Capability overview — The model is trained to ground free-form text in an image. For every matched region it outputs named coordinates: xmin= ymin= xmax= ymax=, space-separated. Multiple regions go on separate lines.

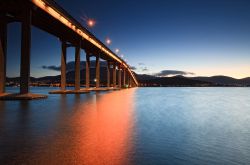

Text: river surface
xmin=0 ymin=87 xmax=250 ymax=165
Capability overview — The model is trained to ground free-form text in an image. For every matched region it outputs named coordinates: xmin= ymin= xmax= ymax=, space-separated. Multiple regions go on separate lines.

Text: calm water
xmin=0 ymin=87 xmax=250 ymax=165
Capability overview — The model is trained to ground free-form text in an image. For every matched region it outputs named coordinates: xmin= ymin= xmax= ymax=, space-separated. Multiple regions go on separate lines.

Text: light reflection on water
xmin=1 ymin=87 xmax=250 ymax=165
xmin=0 ymin=88 xmax=135 ymax=165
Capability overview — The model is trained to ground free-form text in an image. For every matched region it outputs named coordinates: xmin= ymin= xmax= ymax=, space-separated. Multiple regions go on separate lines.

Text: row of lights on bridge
xmin=86 ymin=18 xmax=128 ymax=63
xmin=86 ymin=18 xmax=132 ymax=83
xmin=87 ymin=19 xmax=126 ymax=83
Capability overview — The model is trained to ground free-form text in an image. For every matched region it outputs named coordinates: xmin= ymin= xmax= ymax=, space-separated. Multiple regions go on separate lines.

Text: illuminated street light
xmin=115 ymin=49 xmax=119 ymax=53
xmin=106 ymin=38 xmax=111 ymax=45
xmin=87 ymin=19 xmax=96 ymax=28
xmin=121 ymin=54 xmax=124 ymax=58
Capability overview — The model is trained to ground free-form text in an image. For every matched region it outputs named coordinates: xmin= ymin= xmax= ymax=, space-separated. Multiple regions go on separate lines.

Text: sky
xmin=6 ymin=0 xmax=250 ymax=78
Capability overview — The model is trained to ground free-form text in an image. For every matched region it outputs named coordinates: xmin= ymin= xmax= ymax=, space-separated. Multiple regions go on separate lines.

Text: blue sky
xmin=6 ymin=0 xmax=250 ymax=78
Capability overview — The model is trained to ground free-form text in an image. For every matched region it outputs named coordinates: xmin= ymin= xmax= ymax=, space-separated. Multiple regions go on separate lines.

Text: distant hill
xmin=137 ymin=75 xmax=214 ymax=87
xmin=6 ymin=63 xmax=250 ymax=87
xmin=241 ymin=77 xmax=250 ymax=84
xmin=136 ymin=74 xmax=250 ymax=87
xmin=135 ymin=74 xmax=156 ymax=81
xmin=192 ymin=76 xmax=250 ymax=86
xmin=7 ymin=67 xmax=110 ymax=85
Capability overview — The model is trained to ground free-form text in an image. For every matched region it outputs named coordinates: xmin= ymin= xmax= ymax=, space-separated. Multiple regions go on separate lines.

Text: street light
xmin=106 ymin=38 xmax=111 ymax=45
xmin=87 ymin=18 xmax=96 ymax=28
xmin=115 ymin=48 xmax=119 ymax=53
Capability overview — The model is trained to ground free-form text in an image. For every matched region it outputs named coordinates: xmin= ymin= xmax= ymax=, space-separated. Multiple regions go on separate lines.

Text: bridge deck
xmin=0 ymin=0 xmax=138 ymax=100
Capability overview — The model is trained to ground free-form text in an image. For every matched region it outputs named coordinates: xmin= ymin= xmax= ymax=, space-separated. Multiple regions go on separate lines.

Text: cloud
xmin=142 ymin=67 xmax=148 ymax=71
xmin=134 ymin=62 xmax=149 ymax=72
xmin=42 ymin=61 xmax=108 ymax=72
xmin=154 ymin=70 xmax=195 ymax=77
xmin=130 ymin=66 xmax=137 ymax=70
xmin=138 ymin=63 xmax=145 ymax=66
xmin=42 ymin=65 xmax=60 ymax=71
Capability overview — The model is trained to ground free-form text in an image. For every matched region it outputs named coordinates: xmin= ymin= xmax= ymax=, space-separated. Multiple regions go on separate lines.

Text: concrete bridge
xmin=0 ymin=0 xmax=138 ymax=100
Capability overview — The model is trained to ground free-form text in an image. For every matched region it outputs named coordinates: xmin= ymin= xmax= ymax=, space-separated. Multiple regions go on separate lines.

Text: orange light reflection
xmin=74 ymin=89 xmax=135 ymax=165
xmin=29 ymin=89 xmax=136 ymax=164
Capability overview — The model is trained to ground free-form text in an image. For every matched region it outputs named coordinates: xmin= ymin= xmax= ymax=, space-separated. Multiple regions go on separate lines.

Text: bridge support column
xmin=128 ymin=75 xmax=130 ymax=88
xmin=130 ymin=77 xmax=133 ymax=87
xmin=113 ymin=63 xmax=116 ymax=88
xmin=85 ymin=53 xmax=90 ymax=89
xmin=107 ymin=61 xmax=111 ymax=87
xmin=60 ymin=41 xmax=67 ymax=90
xmin=123 ymin=69 xmax=126 ymax=87
xmin=95 ymin=55 xmax=100 ymax=88
xmin=75 ymin=41 xmax=81 ymax=91
xmin=118 ymin=65 xmax=122 ymax=88
xmin=0 ymin=14 xmax=7 ymax=94
xmin=20 ymin=8 xmax=31 ymax=94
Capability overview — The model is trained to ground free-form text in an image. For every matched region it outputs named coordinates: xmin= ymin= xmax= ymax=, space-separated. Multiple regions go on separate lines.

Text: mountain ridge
xmin=136 ymin=74 xmax=250 ymax=86
xmin=6 ymin=71 xmax=250 ymax=87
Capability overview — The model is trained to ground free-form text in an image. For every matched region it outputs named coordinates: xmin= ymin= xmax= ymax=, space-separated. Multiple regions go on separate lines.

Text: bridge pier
xmin=74 ymin=41 xmax=81 ymax=91
xmin=20 ymin=8 xmax=32 ymax=94
xmin=60 ymin=41 xmax=67 ymax=90
xmin=95 ymin=54 xmax=100 ymax=88
xmin=118 ymin=65 xmax=122 ymax=88
xmin=85 ymin=52 xmax=90 ymax=89
xmin=49 ymin=47 xmax=89 ymax=94
xmin=107 ymin=61 xmax=111 ymax=87
xmin=0 ymin=14 xmax=7 ymax=94
xmin=128 ymin=75 xmax=130 ymax=87
xmin=113 ymin=62 xmax=117 ymax=88
xmin=123 ymin=69 xmax=126 ymax=87
xmin=0 ymin=7 xmax=47 ymax=100
xmin=130 ymin=76 xmax=134 ymax=87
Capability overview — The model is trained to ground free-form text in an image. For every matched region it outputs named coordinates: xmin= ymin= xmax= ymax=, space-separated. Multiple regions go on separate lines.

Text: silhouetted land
xmin=6 ymin=61 xmax=250 ymax=87
xmin=136 ymin=74 xmax=250 ymax=87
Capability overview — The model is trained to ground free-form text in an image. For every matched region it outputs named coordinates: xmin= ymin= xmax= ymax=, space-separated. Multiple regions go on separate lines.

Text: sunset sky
xmin=6 ymin=0 xmax=250 ymax=78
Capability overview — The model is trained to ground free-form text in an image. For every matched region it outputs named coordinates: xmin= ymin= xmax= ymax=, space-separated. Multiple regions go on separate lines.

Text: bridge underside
xmin=0 ymin=0 xmax=137 ymax=100
xmin=1 ymin=0 xmax=115 ymax=60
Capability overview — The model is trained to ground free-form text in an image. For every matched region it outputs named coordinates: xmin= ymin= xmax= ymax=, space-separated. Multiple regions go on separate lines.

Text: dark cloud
xmin=42 ymin=61 xmax=108 ymax=71
xmin=130 ymin=66 xmax=137 ymax=70
xmin=138 ymin=63 xmax=145 ymax=66
xmin=142 ymin=67 xmax=148 ymax=71
xmin=42 ymin=65 xmax=60 ymax=71
xmin=154 ymin=70 xmax=195 ymax=77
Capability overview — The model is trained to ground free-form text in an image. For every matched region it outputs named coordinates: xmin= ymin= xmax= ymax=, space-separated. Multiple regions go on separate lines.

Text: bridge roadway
xmin=0 ymin=0 xmax=138 ymax=100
